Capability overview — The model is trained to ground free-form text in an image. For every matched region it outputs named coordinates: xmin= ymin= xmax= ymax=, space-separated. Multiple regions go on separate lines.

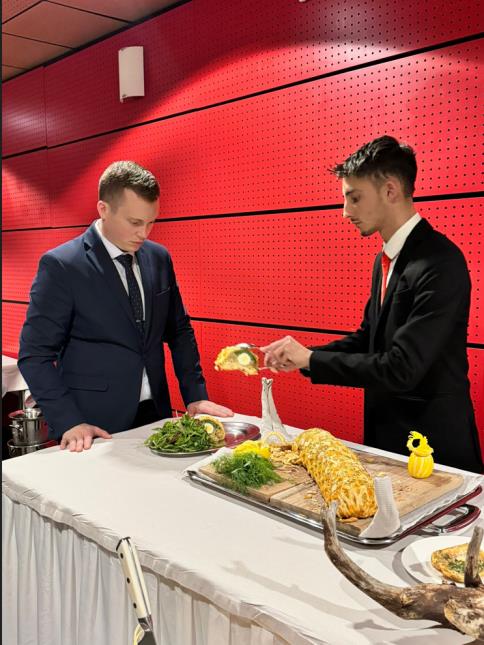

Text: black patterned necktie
xmin=116 ymin=253 xmax=144 ymax=334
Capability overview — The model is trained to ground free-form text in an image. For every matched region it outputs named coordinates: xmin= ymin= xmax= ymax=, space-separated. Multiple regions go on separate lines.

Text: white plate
xmin=401 ymin=535 xmax=475 ymax=586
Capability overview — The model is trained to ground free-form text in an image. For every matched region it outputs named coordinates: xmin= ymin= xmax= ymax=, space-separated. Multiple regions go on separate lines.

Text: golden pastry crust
xmin=214 ymin=346 xmax=259 ymax=376
xmin=431 ymin=543 xmax=484 ymax=583
xmin=293 ymin=428 xmax=377 ymax=519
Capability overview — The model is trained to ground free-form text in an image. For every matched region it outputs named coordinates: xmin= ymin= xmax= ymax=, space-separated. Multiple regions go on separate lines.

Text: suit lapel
xmin=135 ymin=246 xmax=153 ymax=339
xmin=375 ymin=219 xmax=431 ymax=331
xmin=83 ymin=224 xmax=141 ymax=339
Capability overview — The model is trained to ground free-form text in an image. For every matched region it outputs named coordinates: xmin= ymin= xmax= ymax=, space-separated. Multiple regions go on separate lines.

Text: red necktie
xmin=380 ymin=252 xmax=391 ymax=304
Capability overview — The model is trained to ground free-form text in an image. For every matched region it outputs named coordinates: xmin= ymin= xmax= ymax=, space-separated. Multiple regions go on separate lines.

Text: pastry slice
xmin=197 ymin=415 xmax=226 ymax=444
xmin=214 ymin=346 xmax=259 ymax=376
xmin=431 ymin=543 xmax=484 ymax=584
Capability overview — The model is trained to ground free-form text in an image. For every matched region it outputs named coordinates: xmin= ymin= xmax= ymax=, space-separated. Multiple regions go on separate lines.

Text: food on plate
xmin=431 ymin=543 xmax=484 ymax=584
xmin=214 ymin=346 xmax=259 ymax=376
xmin=233 ymin=439 xmax=270 ymax=459
xmin=196 ymin=415 xmax=226 ymax=444
xmin=212 ymin=452 xmax=282 ymax=494
xmin=145 ymin=413 xmax=224 ymax=453
xmin=407 ymin=430 xmax=434 ymax=478
xmin=293 ymin=428 xmax=377 ymax=519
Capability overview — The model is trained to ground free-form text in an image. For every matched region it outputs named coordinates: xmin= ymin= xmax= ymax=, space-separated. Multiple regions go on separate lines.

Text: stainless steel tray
xmin=187 ymin=469 xmax=482 ymax=546
xmin=149 ymin=421 xmax=260 ymax=458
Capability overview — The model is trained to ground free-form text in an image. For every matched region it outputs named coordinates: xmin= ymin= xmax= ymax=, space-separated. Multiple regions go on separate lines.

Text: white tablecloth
xmin=3 ymin=413 xmax=483 ymax=645
xmin=2 ymin=355 xmax=28 ymax=397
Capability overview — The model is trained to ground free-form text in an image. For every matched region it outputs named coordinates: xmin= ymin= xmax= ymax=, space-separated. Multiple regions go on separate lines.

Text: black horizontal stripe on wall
xmin=2 ymin=192 xmax=483 ymax=233
xmin=3 ymin=31 xmax=483 ymax=159
xmin=3 ymin=302 xmax=483 ymax=349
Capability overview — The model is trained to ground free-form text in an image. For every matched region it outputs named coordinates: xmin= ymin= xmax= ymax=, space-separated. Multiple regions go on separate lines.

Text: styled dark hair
xmin=98 ymin=161 xmax=160 ymax=207
xmin=331 ymin=135 xmax=417 ymax=197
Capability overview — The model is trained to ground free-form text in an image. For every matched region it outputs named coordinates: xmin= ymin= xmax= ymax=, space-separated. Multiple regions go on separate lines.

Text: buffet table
xmin=3 ymin=413 xmax=483 ymax=645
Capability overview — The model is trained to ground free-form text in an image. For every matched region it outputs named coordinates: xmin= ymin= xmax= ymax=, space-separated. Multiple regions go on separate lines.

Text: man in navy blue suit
xmin=19 ymin=161 xmax=232 ymax=452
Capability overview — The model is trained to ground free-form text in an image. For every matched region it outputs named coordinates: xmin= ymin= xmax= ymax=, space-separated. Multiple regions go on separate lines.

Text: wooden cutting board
xmin=198 ymin=462 xmax=312 ymax=502
xmin=199 ymin=453 xmax=464 ymax=536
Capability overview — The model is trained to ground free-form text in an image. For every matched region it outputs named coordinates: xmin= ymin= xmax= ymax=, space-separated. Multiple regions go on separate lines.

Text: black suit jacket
xmin=307 ymin=218 xmax=482 ymax=472
xmin=19 ymin=224 xmax=208 ymax=438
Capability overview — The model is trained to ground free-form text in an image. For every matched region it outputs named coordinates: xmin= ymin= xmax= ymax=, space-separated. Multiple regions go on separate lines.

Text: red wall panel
xmin=200 ymin=322 xmax=364 ymax=442
xmin=4 ymin=198 xmax=482 ymax=344
xmin=1 ymin=302 xmax=27 ymax=357
xmin=44 ymin=2 xmax=197 ymax=146
xmin=2 ymin=150 xmax=51 ymax=230
xmin=39 ymin=0 xmax=484 ymax=147
xmin=469 ymin=349 xmax=484 ymax=457
xmin=45 ymin=40 xmax=482 ymax=226
xmin=192 ymin=0 xmax=484 ymax=107
xmin=2 ymin=229 xmax=80 ymax=302
xmin=2 ymin=67 xmax=46 ymax=155
xmin=164 ymin=320 xmax=203 ymax=413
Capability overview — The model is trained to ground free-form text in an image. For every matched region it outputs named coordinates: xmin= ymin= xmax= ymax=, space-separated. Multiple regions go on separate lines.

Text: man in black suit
xmin=261 ymin=136 xmax=482 ymax=472
xmin=19 ymin=161 xmax=232 ymax=452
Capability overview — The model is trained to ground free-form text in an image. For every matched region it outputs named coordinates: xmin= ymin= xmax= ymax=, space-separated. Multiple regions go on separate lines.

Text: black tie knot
xmin=116 ymin=253 xmax=134 ymax=268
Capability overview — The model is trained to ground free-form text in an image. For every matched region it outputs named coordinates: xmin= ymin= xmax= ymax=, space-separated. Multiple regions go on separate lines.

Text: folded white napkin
xmin=360 ymin=475 xmax=400 ymax=538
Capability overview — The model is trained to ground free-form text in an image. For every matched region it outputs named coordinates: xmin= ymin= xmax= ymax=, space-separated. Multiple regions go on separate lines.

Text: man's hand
xmin=187 ymin=400 xmax=233 ymax=417
xmin=260 ymin=336 xmax=313 ymax=371
xmin=60 ymin=423 xmax=112 ymax=452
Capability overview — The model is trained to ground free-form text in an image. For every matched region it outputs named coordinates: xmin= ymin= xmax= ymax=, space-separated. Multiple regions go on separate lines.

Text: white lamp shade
xmin=118 ymin=46 xmax=145 ymax=102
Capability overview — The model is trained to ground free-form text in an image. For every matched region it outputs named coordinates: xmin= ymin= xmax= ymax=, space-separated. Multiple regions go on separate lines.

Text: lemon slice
xmin=262 ymin=431 xmax=287 ymax=445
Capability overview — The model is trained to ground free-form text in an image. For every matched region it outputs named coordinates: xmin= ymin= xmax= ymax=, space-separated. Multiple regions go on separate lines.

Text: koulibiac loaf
xmin=293 ymin=428 xmax=377 ymax=520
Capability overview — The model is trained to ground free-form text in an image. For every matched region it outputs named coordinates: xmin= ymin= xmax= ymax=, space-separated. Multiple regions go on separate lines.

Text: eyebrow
xmin=343 ymin=188 xmax=359 ymax=197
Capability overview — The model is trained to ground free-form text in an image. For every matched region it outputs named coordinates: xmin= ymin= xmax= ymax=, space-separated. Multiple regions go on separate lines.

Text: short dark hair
xmin=331 ymin=135 xmax=417 ymax=197
xmin=98 ymin=161 xmax=160 ymax=207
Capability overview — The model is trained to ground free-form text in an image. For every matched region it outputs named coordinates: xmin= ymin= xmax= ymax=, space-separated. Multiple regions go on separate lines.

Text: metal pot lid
xmin=8 ymin=408 xmax=44 ymax=420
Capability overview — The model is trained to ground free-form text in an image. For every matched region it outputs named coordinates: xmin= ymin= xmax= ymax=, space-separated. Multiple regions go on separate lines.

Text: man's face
xmin=98 ymin=188 xmax=159 ymax=253
xmin=341 ymin=176 xmax=388 ymax=238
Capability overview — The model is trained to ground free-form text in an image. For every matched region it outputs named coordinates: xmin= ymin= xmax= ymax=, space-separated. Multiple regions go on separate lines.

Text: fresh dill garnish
xmin=212 ymin=452 xmax=283 ymax=494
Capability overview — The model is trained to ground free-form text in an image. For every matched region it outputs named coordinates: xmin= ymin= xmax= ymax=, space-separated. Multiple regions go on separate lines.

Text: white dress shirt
xmin=382 ymin=212 xmax=422 ymax=286
xmin=94 ymin=219 xmax=152 ymax=402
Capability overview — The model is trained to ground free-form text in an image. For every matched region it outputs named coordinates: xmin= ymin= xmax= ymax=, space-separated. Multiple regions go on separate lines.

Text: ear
xmin=97 ymin=200 xmax=108 ymax=219
xmin=383 ymin=176 xmax=403 ymax=204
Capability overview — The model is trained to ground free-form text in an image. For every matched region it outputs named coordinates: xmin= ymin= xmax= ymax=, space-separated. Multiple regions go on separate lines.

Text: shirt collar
xmin=94 ymin=219 xmax=134 ymax=260
xmin=383 ymin=212 xmax=421 ymax=260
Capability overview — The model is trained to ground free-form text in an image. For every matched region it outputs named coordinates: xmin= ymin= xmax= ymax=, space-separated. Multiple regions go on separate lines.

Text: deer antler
xmin=320 ymin=503 xmax=484 ymax=639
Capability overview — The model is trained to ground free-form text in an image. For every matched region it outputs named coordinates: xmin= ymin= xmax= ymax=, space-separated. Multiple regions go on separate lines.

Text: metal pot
xmin=7 ymin=439 xmax=57 ymax=458
xmin=9 ymin=408 xmax=49 ymax=445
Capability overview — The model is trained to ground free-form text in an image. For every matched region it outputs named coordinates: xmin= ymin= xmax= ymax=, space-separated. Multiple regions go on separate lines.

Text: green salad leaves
xmin=213 ymin=452 xmax=282 ymax=494
xmin=145 ymin=414 xmax=222 ymax=453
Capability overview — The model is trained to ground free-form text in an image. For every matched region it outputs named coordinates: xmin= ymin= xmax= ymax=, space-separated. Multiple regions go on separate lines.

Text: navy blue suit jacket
xmin=19 ymin=224 xmax=208 ymax=438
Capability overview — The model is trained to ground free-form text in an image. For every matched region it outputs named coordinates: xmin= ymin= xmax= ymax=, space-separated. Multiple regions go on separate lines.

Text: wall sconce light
xmin=118 ymin=46 xmax=145 ymax=103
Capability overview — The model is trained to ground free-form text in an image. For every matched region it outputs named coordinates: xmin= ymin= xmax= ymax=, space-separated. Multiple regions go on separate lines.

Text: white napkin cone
xmin=360 ymin=475 xmax=400 ymax=538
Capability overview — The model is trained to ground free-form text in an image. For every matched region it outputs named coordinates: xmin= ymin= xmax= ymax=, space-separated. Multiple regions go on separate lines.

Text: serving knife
xmin=116 ymin=537 xmax=158 ymax=645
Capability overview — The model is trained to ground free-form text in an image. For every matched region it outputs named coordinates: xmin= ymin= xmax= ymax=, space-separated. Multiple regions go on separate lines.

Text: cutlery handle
xmin=116 ymin=537 xmax=152 ymax=622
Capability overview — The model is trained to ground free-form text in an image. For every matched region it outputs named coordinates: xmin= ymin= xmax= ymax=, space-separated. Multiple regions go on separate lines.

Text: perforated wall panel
xmin=1 ymin=302 xmax=27 ymax=357
xmin=2 ymin=229 xmax=80 ymax=301
xmin=45 ymin=40 xmax=483 ymax=225
xmin=35 ymin=0 xmax=484 ymax=147
xmin=2 ymin=150 xmax=51 ymax=230
xmin=2 ymin=67 xmax=46 ymax=155
xmin=192 ymin=0 xmax=483 ymax=106
xmin=200 ymin=322 xmax=363 ymax=442
xmin=150 ymin=221 xmax=201 ymax=314
xmin=164 ymin=320 xmax=203 ymax=412
xmin=44 ymin=2 xmax=197 ymax=146
xmin=469 ymin=349 xmax=484 ymax=456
